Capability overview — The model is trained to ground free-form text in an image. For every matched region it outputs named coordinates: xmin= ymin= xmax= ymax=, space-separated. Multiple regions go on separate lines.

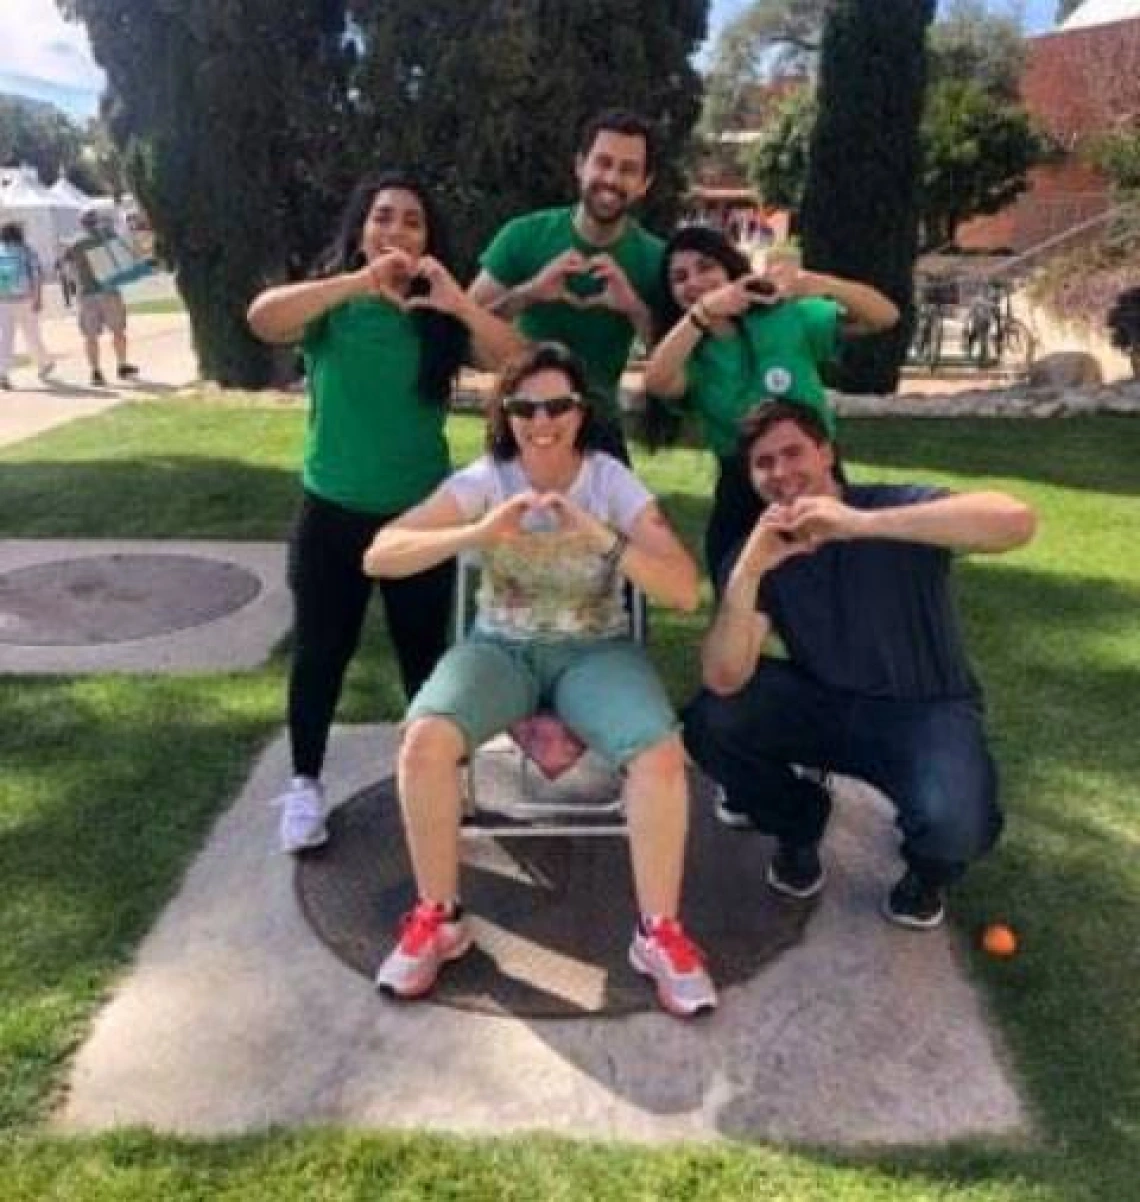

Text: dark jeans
xmin=683 ymin=660 xmax=1003 ymax=885
xmin=287 ymin=490 xmax=454 ymax=778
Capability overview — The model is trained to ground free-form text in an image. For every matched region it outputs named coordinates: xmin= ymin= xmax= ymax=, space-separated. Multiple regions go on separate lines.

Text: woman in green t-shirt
xmin=643 ymin=226 xmax=897 ymax=582
xmin=248 ymin=173 xmax=521 ymax=855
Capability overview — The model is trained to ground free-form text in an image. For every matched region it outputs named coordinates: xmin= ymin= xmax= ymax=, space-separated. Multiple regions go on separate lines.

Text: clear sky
xmin=0 ymin=0 xmax=1066 ymax=123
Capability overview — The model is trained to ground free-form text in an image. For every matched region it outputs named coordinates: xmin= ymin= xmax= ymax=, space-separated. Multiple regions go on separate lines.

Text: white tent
xmin=49 ymin=176 xmax=93 ymax=209
xmin=0 ymin=170 xmax=83 ymax=272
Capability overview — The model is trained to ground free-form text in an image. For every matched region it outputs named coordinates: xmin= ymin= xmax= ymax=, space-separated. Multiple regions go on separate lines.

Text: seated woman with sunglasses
xmin=362 ymin=341 xmax=717 ymax=1018
xmin=642 ymin=226 xmax=898 ymax=583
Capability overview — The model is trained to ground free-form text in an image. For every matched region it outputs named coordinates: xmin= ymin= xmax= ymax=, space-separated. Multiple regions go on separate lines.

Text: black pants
xmin=683 ymin=661 xmax=1003 ymax=886
xmin=287 ymin=490 xmax=454 ymax=778
xmin=705 ymin=454 xmax=761 ymax=587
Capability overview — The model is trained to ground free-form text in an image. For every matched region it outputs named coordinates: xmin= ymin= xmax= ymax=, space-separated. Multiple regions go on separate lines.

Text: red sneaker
xmin=375 ymin=901 xmax=472 ymax=999
xmin=629 ymin=917 xmax=718 ymax=1017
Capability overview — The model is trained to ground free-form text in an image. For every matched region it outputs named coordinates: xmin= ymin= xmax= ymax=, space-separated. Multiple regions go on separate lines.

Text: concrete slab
xmin=0 ymin=310 xmax=196 ymax=451
xmin=57 ymin=726 xmax=1029 ymax=1145
xmin=0 ymin=540 xmax=290 ymax=673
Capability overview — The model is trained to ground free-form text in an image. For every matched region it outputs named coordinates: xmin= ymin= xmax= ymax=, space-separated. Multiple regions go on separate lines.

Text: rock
xmin=1028 ymin=352 xmax=1104 ymax=390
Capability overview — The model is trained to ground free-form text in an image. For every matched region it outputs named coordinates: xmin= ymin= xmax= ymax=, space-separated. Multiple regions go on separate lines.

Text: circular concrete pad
xmin=0 ymin=554 xmax=262 ymax=646
xmin=296 ymin=773 xmax=814 ymax=1018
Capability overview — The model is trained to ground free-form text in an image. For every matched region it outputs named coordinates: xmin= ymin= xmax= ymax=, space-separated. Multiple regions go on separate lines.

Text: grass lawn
xmin=124 ymin=297 xmax=187 ymax=316
xmin=0 ymin=401 xmax=1138 ymax=1200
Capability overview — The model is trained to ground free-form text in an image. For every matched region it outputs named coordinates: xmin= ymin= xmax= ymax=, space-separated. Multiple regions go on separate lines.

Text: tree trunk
xmin=175 ymin=256 xmax=277 ymax=389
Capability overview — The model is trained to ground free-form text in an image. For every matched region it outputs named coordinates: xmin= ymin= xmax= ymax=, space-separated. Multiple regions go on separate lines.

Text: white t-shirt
xmin=445 ymin=451 xmax=653 ymax=639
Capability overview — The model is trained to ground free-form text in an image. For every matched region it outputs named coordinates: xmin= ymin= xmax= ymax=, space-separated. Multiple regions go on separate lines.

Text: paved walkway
xmin=57 ymin=725 xmax=1028 ymax=1145
xmin=0 ymin=298 xmax=195 ymax=451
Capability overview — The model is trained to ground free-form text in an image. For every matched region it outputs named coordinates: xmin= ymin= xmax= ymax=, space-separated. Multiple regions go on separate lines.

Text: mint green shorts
xmin=406 ymin=633 xmax=678 ymax=767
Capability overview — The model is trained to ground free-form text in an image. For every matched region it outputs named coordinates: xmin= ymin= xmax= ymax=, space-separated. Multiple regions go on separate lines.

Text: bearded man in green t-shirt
xmin=469 ymin=109 xmax=665 ymax=462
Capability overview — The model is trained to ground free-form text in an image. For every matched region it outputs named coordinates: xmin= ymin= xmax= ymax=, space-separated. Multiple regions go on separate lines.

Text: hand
xmin=352 ymin=250 xmax=415 ymax=307
xmin=697 ymin=277 xmax=759 ymax=322
xmin=762 ymin=261 xmax=827 ymax=301
xmin=525 ymin=249 xmax=591 ymax=306
xmin=537 ymin=492 xmax=615 ymax=551
xmin=475 ymin=493 xmax=548 ymax=547
xmin=733 ymin=505 xmax=818 ymax=579
xmin=405 ymin=255 xmax=467 ymax=317
xmin=578 ymin=254 xmax=641 ymax=317
xmin=781 ymin=495 xmax=871 ymax=545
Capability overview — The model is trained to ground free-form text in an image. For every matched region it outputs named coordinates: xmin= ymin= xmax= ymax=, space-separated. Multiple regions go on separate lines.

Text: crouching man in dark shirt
xmin=683 ymin=402 xmax=1036 ymax=929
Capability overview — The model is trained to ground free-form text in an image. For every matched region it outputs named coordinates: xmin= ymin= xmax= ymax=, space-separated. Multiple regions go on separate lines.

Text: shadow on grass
xmin=839 ymin=417 xmax=1140 ymax=497
xmin=0 ymin=457 xmax=298 ymax=540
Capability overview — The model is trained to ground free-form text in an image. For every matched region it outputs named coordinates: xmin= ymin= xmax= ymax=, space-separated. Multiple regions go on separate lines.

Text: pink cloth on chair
xmin=508 ymin=714 xmax=587 ymax=780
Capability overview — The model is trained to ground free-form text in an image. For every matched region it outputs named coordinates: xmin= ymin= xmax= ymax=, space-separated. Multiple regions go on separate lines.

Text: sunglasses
xmin=502 ymin=394 xmax=582 ymax=420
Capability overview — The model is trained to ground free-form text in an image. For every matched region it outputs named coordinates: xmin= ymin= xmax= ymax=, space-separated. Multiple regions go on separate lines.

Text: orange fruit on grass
xmin=981 ymin=923 xmax=1018 ymax=957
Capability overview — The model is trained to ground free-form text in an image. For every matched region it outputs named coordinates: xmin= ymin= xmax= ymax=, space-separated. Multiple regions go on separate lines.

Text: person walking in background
xmin=58 ymin=209 xmax=139 ymax=387
xmin=0 ymin=222 xmax=56 ymax=389
xmin=247 ymin=172 xmax=523 ymax=855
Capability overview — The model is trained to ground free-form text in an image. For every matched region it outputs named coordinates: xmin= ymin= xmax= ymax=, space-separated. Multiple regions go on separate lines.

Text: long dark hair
xmin=487 ymin=342 xmax=609 ymax=461
xmin=313 ymin=172 xmax=467 ymax=405
xmin=641 ymin=226 xmax=754 ymax=452
xmin=654 ymin=225 xmax=752 ymax=340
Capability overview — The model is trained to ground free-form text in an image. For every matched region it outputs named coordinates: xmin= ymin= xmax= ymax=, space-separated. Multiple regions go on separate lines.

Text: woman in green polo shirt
xmin=643 ymin=226 xmax=897 ymax=582
xmin=248 ymin=173 xmax=521 ymax=854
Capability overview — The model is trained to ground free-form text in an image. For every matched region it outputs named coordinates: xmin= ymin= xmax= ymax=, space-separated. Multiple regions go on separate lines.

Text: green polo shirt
xmin=480 ymin=206 xmax=664 ymax=418
xmin=301 ymin=298 xmax=450 ymax=514
xmin=684 ymin=298 xmax=842 ymax=457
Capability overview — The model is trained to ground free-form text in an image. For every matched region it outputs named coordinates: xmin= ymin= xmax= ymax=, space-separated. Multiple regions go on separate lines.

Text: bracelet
xmin=688 ymin=304 xmax=711 ymax=334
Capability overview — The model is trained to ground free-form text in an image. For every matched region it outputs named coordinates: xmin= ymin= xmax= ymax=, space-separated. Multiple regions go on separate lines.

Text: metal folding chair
xmin=455 ymin=550 xmax=644 ymax=839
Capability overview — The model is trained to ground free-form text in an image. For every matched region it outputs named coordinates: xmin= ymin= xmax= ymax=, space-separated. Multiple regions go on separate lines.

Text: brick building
xmin=957 ymin=0 xmax=1140 ymax=252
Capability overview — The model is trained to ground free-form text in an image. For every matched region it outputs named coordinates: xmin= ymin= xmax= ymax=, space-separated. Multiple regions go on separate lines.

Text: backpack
xmin=0 ymin=245 xmax=32 ymax=300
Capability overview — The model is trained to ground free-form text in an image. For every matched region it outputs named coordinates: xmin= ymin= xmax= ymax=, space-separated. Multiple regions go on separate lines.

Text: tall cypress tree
xmin=800 ymin=0 xmax=936 ymax=393
xmin=59 ymin=0 xmax=353 ymax=386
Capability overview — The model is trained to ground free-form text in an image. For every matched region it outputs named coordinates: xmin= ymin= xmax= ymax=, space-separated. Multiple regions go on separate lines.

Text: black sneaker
xmin=883 ymin=869 xmax=945 ymax=930
xmin=766 ymin=841 xmax=825 ymax=899
xmin=117 ymin=363 xmax=140 ymax=380
xmin=90 ymin=369 xmax=107 ymax=386
xmin=713 ymin=787 xmax=754 ymax=830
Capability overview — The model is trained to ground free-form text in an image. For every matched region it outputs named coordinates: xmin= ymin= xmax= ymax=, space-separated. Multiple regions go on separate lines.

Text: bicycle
xmin=962 ymin=280 xmax=1033 ymax=373
xmin=909 ymin=277 xmax=953 ymax=373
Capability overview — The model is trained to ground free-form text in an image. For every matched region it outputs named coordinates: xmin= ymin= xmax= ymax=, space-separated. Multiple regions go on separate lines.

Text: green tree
xmin=56 ymin=0 xmax=354 ymax=386
xmin=800 ymin=0 xmax=936 ymax=393
xmin=921 ymin=79 xmax=1045 ymax=248
xmin=701 ymin=0 xmax=826 ymax=136
xmin=1055 ymin=0 xmax=1082 ymax=23
xmin=928 ymin=0 xmax=1025 ymax=100
xmin=349 ymin=0 xmax=710 ymax=272
xmin=744 ymin=84 xmax=815 ymax=209
xmin=0 ymin=96 xmax=83 ymax=184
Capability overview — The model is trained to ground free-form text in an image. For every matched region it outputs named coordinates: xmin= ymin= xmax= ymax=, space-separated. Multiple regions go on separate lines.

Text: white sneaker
xmin=38 ymin=360 xmax=58 ymax=382
xmin=273 ymin=776 xmax=328 ymax=853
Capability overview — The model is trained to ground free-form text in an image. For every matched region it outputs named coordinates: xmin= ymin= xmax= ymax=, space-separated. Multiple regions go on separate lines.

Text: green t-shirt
xmin=684 ymin=298 xmax=842 ymax=457
xmin=479 ymin=206 xmax=664 ymax=418
xmin=301 ymin=298 xmax=450 ymax=514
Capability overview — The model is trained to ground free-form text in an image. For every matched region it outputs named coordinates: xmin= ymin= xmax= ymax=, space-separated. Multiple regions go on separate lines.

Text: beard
xmin=580 ymin=183 xmax=630 ymax=227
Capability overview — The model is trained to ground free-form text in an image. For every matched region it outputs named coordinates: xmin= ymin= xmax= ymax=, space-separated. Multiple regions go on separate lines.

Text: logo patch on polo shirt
xmin=764 ymin=366 xmax=793 ymax=395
